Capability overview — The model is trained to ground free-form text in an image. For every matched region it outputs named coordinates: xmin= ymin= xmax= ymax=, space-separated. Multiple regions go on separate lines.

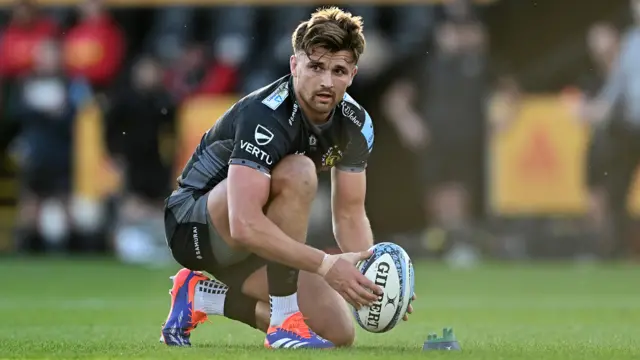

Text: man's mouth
xmin=316 ymin=93 xmax=333 ymax=101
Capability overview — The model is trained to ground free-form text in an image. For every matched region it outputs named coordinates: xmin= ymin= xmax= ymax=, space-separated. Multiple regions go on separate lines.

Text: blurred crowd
xmin=0 ymin=0 xmax=638 ymax=265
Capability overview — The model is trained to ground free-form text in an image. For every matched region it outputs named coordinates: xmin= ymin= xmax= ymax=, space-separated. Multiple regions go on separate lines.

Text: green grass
xmin=0 ymin=258 xmax=639 ymax=359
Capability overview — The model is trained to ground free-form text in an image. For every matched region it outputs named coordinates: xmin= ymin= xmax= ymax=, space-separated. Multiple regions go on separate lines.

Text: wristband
xmin=317 ymin=253 xmax=336 ymax=277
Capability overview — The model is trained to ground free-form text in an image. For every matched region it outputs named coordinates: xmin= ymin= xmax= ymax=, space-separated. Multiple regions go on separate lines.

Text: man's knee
xmin=271 ymin=155 xmax=317 ymax=201
xmin=328 ymin=322 xmax=356 ymax=347
xmin=297 ymin=271 xmax=356 ymax=347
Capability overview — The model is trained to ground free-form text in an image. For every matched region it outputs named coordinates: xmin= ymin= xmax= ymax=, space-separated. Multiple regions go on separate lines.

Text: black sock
xmin=223 ymin=287 xmax=258 ymax=329
xmin=267 ymin=262 xmax=299 ymax=296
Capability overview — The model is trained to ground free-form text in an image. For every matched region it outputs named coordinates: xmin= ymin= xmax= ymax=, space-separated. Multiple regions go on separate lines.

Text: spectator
xmin=568 ymin=23 xmax=620 ymax=256
xmin=0 ymin=0 xmax=58 ymax=80
xmin=104 ymin=55 xmax=177 ymax=265
xmin=384 ymin=0 xmax=489 ymax=265
xmin=163 ymin=43 xmax=207 ymax=102
xmin=164 ymin=42 xmax=237 ymax=102
xmin=7 ymin=39 xmax=91 ymax=252
xmin=580 ymin=0 xmax=640 ymax=259
xmin=63 ymin=0 xmax=125 ymax=92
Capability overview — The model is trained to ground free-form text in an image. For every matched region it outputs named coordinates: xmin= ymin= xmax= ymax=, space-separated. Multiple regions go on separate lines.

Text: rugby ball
xmin=353 ymin=242 xmax=415 ymax=333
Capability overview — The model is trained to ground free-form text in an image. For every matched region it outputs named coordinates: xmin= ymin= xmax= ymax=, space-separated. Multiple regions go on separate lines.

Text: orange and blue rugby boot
xmin=160 ymin=268 xmax=214 ymax=346
xmin=264 ymin=311 xmax=334 ymax=349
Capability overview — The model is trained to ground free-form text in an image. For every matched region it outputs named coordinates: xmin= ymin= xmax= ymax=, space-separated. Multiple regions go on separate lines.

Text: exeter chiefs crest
xmin=321 ymin=146 xmax=343 ymax=170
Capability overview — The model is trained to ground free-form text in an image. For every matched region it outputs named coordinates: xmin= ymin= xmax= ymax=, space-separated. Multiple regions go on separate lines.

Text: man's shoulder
xmin=338 ymin=92 xmax=374 ymax=149
xmin=339 ymin=92 xmax=372 ymax=128
xmin=233 ymin=76 xmax=294 ymax=125
xmin=225 ymin=76 xmax=297 ymax=151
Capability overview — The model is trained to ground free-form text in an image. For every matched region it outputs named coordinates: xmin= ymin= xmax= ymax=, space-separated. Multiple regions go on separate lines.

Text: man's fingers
xmin=352 ymin=281 xmax=377 ymax=304
xmin=359 ymin=274 xmax=383 ymax=295
xmin=345 ymin=288 xmax=363 ymax=310
xmin=358 ymin=250 xmax=374 ymax=262
xmin=403 ymin=314 xmax=409 ymax=321
xmin=407 ymin=304 xmax=413 ymax=314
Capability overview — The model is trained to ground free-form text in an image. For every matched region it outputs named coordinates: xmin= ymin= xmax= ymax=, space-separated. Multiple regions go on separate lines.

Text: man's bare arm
xmin=331 ymin=168 xmax=373 ymax=253
xmin=228 ymin=165 xmax=325 ymax=273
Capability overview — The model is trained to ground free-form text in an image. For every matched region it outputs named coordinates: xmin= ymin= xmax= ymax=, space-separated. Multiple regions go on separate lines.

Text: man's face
xmin=290 ymin=47 xmax=357 ymax=119
xmin=588 ymin=25 xmax=618 ymax=62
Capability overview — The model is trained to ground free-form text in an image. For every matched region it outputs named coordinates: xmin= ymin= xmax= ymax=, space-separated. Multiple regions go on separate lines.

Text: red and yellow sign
xmin=490 ymin=95 xmax=640 ymax=216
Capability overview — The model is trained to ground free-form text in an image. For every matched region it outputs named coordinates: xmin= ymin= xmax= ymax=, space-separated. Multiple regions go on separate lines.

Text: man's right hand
xmin=317 ymin=251 xmax=383 ymax=309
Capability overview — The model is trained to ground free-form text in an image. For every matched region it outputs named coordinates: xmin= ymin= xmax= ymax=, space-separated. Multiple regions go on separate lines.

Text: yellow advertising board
xmin=74 ymin=96 xmax=237 ymax=200
xmin=174 ymin=95 xmax=238 ymax=176
xmin=489 ymin=95 xmax=640 ymax=216
xmin=73 ymin=100 xmax=122 ymax=201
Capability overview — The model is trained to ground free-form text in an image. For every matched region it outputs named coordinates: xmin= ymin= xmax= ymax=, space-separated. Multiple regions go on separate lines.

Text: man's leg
xmin=241 ymin=268 xmax=356 ymax=347
xmin=605 ymin=135 xmax=636 ymax=259
xmin=207 ymin=155 xmax=355 ymax=346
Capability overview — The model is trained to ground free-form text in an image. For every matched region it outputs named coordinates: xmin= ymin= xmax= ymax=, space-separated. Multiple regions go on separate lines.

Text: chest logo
xmin=321 ymin=146 xmax=343 ymax=170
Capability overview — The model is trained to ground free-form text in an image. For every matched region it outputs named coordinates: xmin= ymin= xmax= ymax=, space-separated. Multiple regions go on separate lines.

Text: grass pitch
xmin=0 ymin=258 xmax=639 ymax=359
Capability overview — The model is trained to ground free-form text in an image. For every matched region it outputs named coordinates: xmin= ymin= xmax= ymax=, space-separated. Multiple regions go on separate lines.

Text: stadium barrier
xmin=3 ymin=92 xmax=640 ymax=252
xmin=74 ymin=93 xmax=640 ymax=216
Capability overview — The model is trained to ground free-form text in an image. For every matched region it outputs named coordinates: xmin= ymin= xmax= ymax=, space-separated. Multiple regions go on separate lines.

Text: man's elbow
xmin=332 ymin=209 xmax=367 ymax=228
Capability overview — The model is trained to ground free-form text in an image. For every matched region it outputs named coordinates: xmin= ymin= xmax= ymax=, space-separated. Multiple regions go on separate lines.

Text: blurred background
xmin=0 ymin=0 xmax=639 ymax=268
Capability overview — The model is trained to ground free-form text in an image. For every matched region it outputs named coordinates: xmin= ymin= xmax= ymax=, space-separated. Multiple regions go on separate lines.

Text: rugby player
xmin=161 ymin=7 xmax=415 ymax=349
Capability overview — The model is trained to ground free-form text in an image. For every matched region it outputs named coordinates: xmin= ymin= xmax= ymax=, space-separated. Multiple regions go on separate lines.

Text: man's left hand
xmin=402 ymin=294 xmax=417 ymax=321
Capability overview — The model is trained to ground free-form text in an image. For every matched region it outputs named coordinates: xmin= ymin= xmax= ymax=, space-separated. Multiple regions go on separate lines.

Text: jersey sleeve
xmin=337 ymin=110 xmax=374 ymax=173
xmin=229 ymin=110 xmax=291 ymax=175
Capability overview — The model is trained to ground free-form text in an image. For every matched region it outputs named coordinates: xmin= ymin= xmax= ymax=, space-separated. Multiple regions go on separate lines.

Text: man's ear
xmin=349 ymin=65 xmax=358 ymax=86
xmin=290 ymin=55 xmax=297 ymax=78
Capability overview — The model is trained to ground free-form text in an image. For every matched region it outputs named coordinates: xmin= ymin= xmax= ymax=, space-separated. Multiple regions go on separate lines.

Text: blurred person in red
xmin=104 ymin=55 xmax=177 ymax=264
xmin=163 ymin=42 xmax=237 ymax=103
xmin=384 ymin=0 xmax=489 ymax=265
xmin=163 ymin=43 xmax=207 ymax=102
xmin=0 ymin=0 xmax=58 ymax=80
xmin=63 ymin=0 xmax=124 ymax=92
xmin=6 ymin=38 xmax=92 ymax=253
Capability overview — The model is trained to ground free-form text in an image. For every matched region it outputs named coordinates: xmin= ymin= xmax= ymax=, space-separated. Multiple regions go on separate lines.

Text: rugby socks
xmin=194 ymin=279 xmax=228 ymax=316
xmin=267 ymin=263 xmax=300 ymax=326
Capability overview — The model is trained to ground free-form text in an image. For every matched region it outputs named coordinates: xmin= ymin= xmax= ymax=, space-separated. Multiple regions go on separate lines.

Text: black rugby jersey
xmin=171 ymin=74 xmax=374 ymax=200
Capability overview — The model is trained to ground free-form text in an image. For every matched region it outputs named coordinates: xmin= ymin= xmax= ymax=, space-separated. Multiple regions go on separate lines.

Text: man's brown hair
xmin=292 ymin=7 xmax=366 ymax=64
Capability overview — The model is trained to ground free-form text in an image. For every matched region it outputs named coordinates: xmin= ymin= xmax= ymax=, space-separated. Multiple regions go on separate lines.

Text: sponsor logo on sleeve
xmin=240 ymin=140 xmax=273 ymax=165
xmin=262 ymin=82 xmax=289 ymax=110
xmin=341 ymin=102 xmax=362 ymax=127
xmin=254 ymin=125 xmax=274 ymax=145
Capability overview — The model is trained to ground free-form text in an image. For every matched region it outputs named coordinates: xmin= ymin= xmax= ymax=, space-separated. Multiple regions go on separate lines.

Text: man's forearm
xmin=237 ymin=215 xmax=326 ymax=273
xmin=333 ymin=214 xmax=374 ymax=253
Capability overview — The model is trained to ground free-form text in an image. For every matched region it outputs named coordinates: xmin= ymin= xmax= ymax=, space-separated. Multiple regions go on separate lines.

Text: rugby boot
xmin=264 ymin=311 xmax=334 ymax=349
xmin=160 ymin=268 xmax=210 ymax=346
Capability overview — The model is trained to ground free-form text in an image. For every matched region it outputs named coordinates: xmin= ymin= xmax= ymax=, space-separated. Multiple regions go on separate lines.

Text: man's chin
xmin=312 ymin=101 xmax=334 ymax=113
